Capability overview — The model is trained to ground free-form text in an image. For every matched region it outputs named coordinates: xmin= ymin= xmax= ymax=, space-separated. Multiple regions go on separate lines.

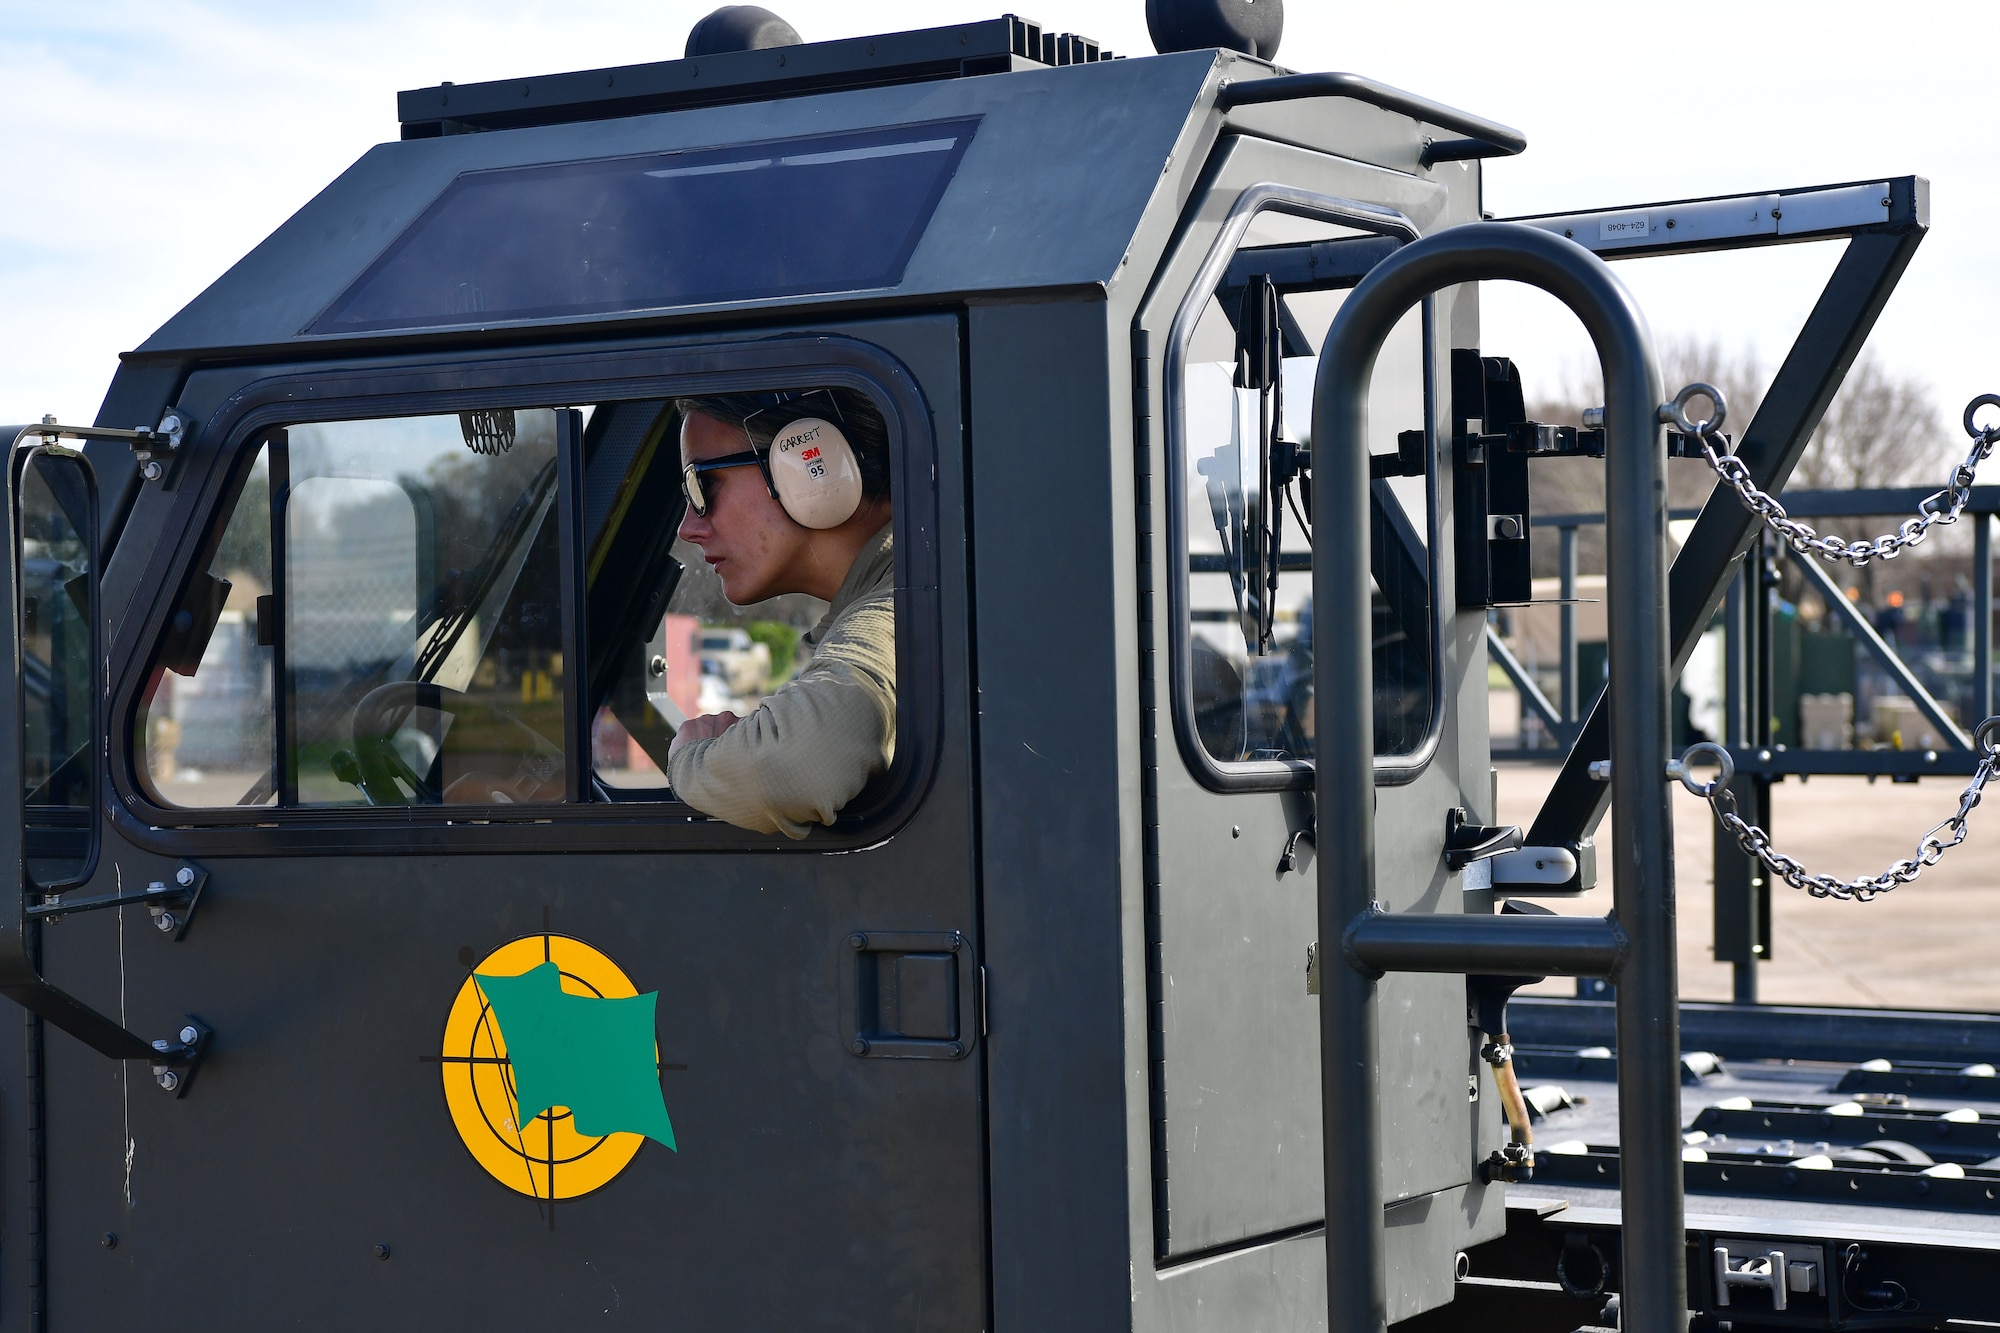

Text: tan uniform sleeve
xmin=666 ymin=594 xmax=896 ymax=838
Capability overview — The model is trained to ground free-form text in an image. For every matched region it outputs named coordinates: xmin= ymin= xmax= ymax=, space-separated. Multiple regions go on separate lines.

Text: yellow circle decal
xmin=440 ymin=934 xmax=670 ymax=1201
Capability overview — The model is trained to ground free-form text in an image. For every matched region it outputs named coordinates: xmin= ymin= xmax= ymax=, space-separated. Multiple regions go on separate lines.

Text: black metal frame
xmin=1521 ymin=176 xmax=1930 ymax=885
xmin=105 ymin=333 xmax=944 ymax=856
xmin=1161 ymin=181 xmax=1446 ymax=792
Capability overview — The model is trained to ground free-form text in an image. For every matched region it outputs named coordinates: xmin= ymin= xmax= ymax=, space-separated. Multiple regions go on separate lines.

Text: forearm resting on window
xmin=666 ymin=604 xmax=895 ymax=838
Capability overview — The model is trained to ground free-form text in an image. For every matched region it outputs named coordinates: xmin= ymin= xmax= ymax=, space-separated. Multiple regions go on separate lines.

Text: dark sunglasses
xmin=681 ymin=450 xmax=769 ymax=518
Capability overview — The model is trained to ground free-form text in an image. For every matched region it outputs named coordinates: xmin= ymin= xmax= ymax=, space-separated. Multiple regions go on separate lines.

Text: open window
xmin=1167 ymin=194 xmax=1442 ymax=790
xmin=131 ymin=376 xmax=910 ymax=831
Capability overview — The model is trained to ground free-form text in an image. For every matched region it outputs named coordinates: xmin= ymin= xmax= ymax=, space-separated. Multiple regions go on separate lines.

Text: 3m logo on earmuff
xmin=768 ymin=416 xmax=863 ymax=530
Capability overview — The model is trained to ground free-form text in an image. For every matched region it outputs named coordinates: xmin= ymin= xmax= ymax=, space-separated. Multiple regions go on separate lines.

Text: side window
xmin=138 ymin=446 xmax=275 ymax=807
xmin=141 ymin=410 xmax=568 ymax=807
xmin=135 ymin=382 xmax=902 ymax=827
xmin=1175 ymin=209 xmax=1435 ymax=771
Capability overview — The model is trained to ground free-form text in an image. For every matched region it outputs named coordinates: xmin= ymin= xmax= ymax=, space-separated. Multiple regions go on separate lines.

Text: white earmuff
xmin=766 ymin=416 xmax=864 ymax=529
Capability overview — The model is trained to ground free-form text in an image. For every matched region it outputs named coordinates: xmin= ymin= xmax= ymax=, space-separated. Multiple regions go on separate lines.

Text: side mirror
xmin=17 ymin=445 xmax=101 ymax=892
xmin=0 ymin=426 xmax=210 ymax=1089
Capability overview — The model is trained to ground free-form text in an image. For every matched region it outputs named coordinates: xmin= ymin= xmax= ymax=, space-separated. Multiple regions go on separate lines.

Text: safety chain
xmin=1662 ymin=384 xmax=2000 ymax=567
xmin=1672 ymin=725 xmax=2000 ymax=902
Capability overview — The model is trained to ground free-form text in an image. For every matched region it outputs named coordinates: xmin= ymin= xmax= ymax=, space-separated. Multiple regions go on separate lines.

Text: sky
xmin=4 ymin=0 xmax=1998 ymax=433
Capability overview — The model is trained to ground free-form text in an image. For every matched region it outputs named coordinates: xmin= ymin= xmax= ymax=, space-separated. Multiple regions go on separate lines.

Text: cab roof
xmin=135 ymin=23 xmax=1230 ymax=361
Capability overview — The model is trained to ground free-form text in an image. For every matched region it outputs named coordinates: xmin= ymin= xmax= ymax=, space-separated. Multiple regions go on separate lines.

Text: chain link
xmin=1679 ymin=387 xmax=2000 ymax=567
xmin=1675 ymin=724 xmax=2000 ymax=902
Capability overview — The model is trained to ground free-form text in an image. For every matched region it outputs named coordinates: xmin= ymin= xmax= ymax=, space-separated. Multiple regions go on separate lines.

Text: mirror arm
xmin=26 ymin=409 xmax=190 ymax=482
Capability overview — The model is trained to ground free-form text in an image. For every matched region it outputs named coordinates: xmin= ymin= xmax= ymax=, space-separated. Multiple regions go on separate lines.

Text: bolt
xmin=153 ymin=912 xmax=177 ymax=934
xmin=152 ymin=1038 xmax=171 ymax=1053
xmin=141 ymin=460 xmax=163 ymax=482
xmin=148 ymin=880 xmax=169 ymax=895
xmin=648 ymin=655 xmax=667 ymax=677
xmin=101 ymin=1232 xmax=118 ymax=1250
xmin=179 ymin=1025 xmax=199 ymax=1046
xmin=373 ymin=1243 xmax=392 ymax=1261
xmin=176 ymin=866 xmax=195 ymax=887
xmin=1588 ymin=760 xmax=1613 ymax=782
xmin=848 ymin=933 xmax=867 ymax=951
xmin=155 ymin=1069 xmax=180 ymax=1092
xmin=851 ymin=1037 xmax=870 ymax=1055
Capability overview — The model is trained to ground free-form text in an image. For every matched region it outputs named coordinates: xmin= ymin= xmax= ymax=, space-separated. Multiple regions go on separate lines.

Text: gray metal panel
xmin=136 ymin=54 xmax=1222 ymax=358
xmin=968 ymin=299 xmax=1136 ymax=1331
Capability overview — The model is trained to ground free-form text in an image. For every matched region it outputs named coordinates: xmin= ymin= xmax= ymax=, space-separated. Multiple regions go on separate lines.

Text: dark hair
xmin=673 ymin=387 xmax=892 ymax=502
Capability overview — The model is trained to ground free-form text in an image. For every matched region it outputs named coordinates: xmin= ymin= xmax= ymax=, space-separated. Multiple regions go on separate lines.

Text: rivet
xmin=948 ymin=1041 xmax=965 ymax=1057
xmin=1230 ymin=825 xmax=1241 ymax=838
xmin=100 ymin=1232 xmax=117 ymax=1250
xmin=374 ymin=1243 xmax=392 ymax=1261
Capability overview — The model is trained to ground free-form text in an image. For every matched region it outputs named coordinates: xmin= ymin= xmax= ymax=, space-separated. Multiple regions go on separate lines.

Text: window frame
xmin=108 ymin=334 xmax=942 ymax=855
xmin=1163 ymin=183 xmax=1447 ymax=792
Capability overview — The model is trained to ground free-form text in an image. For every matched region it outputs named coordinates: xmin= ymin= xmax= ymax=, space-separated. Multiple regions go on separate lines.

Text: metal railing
xmin=1492 ymin=487 xmax=2000 ymax=773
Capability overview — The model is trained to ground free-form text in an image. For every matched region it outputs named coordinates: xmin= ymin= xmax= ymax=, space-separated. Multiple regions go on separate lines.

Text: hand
xmin=669 ymin=710 xmax=743 ymax=757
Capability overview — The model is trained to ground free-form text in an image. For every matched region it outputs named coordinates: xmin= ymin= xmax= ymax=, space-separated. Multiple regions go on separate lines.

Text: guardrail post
xmin=1976 ymin=511 xmax=1993 ymax=723
xmin=1560 ymin=523 xmax=1578 ymax=742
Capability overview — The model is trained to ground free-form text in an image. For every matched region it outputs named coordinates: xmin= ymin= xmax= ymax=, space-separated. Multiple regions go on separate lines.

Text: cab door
xmin=1130 ymin=130 xmax=1501 ymax=1304
xmin=37 ymin=315 xmax=985 ymax=1329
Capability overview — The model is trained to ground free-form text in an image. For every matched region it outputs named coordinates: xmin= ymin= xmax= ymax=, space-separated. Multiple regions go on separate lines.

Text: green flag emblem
xmin=475 ymin=961 xmax=677 ymax=1149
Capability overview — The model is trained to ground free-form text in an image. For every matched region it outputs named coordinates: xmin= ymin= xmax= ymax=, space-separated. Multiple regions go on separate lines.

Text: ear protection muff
xmin=765 ymin=416 xmax=863 ymax=529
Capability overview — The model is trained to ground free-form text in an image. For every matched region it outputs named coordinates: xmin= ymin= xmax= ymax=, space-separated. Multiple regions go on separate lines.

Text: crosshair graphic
xmin=437 ymin=930 xmax=683 ymax=1223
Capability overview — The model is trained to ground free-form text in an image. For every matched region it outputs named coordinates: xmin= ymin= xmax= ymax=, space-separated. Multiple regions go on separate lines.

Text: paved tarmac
xmin=1496 ymin=762 xmax=2000 ymax=1010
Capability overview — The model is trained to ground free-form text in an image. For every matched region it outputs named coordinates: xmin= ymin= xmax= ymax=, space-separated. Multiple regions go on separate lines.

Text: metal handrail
xmin=1217 ymin=71 xmax=1527 ymax=163
xmin=1313 ymin=221 xmax=1683 ymax=1333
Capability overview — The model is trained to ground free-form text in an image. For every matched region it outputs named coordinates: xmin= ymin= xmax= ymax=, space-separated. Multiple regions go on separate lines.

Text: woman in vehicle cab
xmin=666 ymin=389 xmax=895 ymax=837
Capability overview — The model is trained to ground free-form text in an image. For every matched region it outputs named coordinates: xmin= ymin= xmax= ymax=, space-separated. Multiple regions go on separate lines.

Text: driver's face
xmin=677 ymin=410 xmax=810 ymax=606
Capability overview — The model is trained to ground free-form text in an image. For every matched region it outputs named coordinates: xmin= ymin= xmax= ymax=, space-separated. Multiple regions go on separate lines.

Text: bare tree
xmin=1791 ymin=348 xmax=1947 ymax=491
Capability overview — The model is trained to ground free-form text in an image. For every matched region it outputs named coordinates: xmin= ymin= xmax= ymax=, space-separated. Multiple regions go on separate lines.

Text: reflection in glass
xmin=142 ymin=413 xmax=571 ymax=808
xmin=19 ymin=452 xmax=95 ymax=884
xmin=282 ymin=412 xmax=567 ymax=806
xmin=1182 ymin=283 xmax=1433 ymax=765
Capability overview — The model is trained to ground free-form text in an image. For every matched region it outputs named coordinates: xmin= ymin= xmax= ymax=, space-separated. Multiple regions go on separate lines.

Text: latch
xmin=1713 ymin=1238 xmax=1824 ymax=1312
xmin=1444 ymin=807 xmax=1523 ymax=871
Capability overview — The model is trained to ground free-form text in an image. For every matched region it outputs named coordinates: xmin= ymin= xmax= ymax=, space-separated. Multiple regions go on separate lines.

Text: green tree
xmin=747 ymin=620 xmax=800 ymax=680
